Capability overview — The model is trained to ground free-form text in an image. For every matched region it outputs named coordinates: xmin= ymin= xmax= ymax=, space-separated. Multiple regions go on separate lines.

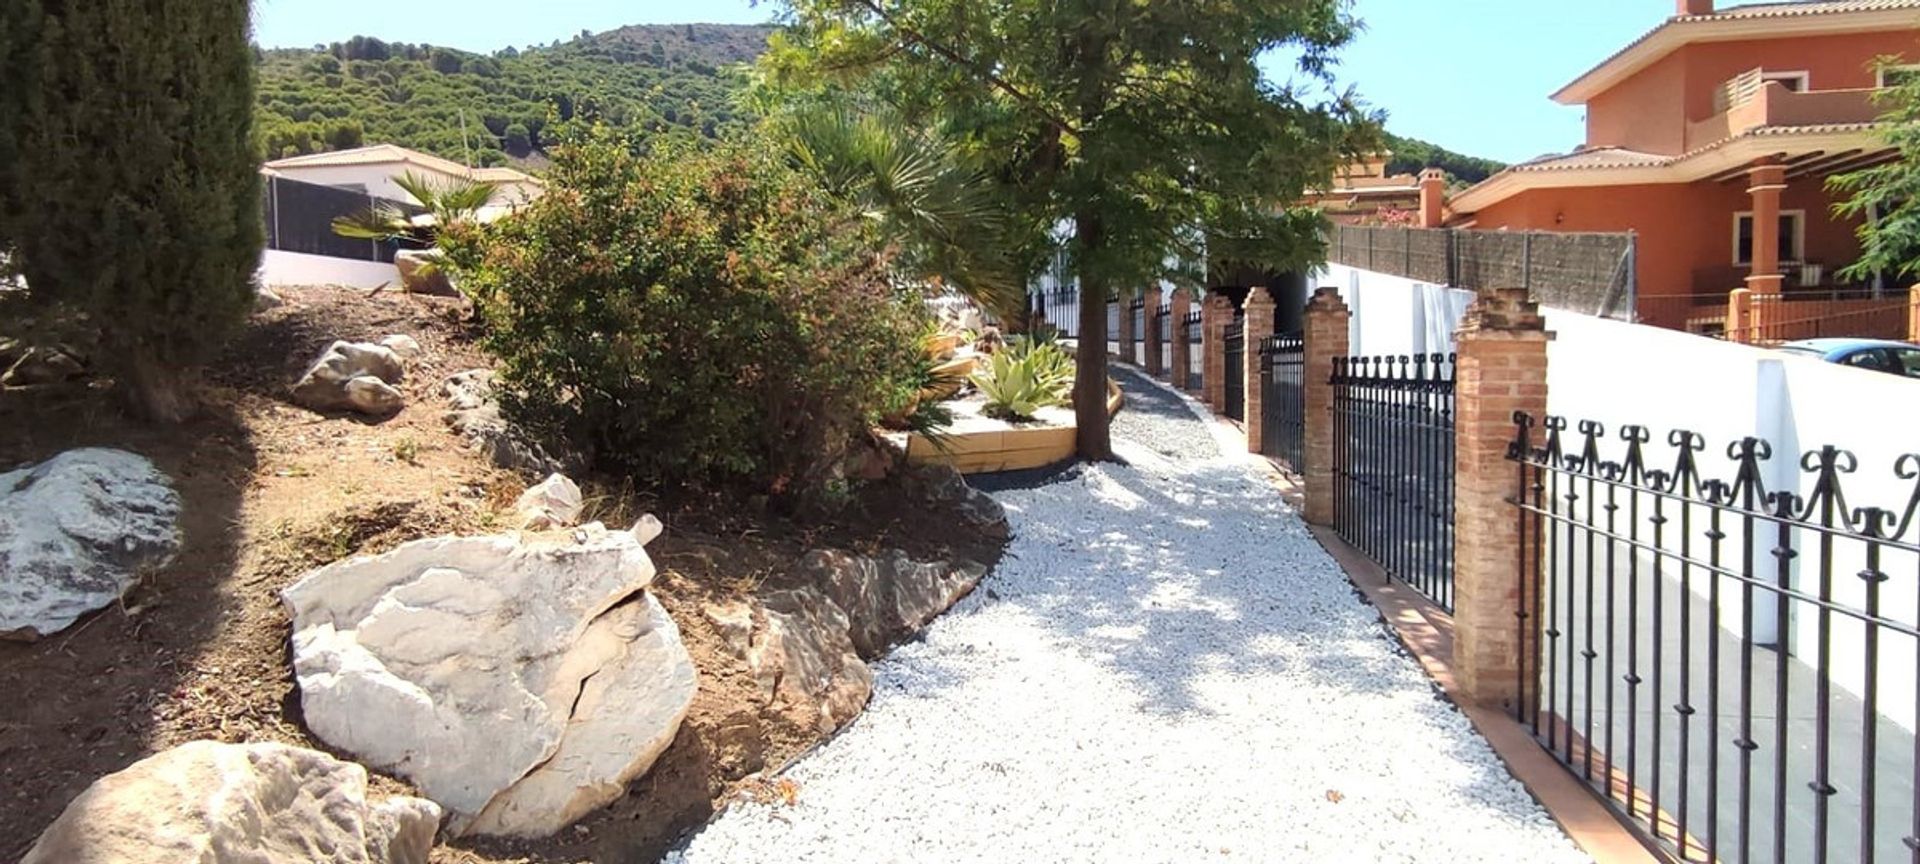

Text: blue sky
xmin=251 ymin=0 xmax=1682 ymax=164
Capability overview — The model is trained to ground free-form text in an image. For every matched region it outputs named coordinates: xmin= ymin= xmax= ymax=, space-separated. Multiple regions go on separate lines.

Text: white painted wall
xmin=1545 ymin=308 xmax=1920 ymax=729
xmin=1313 ymin=262 xmax=1472 ymax=358
xmin=258 ymin=249 xmax=399 ymax=291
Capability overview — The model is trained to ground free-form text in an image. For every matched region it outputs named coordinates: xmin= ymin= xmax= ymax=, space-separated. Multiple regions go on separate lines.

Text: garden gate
xmin=1331 ymin=353 xmax=1457 ymax=610
xmin=1258 ymin=334 xmax=1305 ymax=471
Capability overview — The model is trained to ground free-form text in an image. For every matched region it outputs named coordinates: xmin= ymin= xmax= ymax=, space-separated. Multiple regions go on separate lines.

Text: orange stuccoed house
xmin=1436 ymin=0 xmax=1920 ymax=340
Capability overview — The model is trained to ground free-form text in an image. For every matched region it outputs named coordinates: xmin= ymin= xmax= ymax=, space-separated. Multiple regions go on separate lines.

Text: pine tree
xmin=2 ymin=0 xmax=263 ymax=421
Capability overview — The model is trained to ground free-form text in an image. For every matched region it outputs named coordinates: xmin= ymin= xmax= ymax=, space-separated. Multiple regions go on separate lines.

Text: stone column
xmin=1242 ymin=289 xmax=1275 ymax=452
xmin=1145 ymin=292 xmax=1164 ymax=377
xmin=1452 ymin=288 xmax=1553 ymax=711
xmin=1170 ymin=290 xmax=1192 ymax=390
xmin=1202 ymin=293 xmax=1231 ymax=412
xmin=1302 ymin=288 xmax=1350 ymax=527
xmin=1116 ymin=293 xmax=1135 ymax=363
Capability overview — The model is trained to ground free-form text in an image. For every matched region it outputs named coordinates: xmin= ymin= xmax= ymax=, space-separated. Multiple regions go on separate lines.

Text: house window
xmin=1733 ymin=210 xmax=1805 ymax=266
xmin=1761 ymin=70 xmax=1809 ymax=92
xmin=1879 ymin=65 xmax=1920 ymax=88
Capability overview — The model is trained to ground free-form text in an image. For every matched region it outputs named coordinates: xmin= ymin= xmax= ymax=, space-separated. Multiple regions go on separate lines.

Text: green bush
xmin=972 ymin=336 xmax=1074 ymax=422
xmin=441 ymin=130 xmax=927 ymax=501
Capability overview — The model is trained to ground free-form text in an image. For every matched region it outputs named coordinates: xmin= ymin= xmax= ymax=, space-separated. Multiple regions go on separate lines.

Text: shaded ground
xmin=0 ymin=285 xmax=1002 ymax=863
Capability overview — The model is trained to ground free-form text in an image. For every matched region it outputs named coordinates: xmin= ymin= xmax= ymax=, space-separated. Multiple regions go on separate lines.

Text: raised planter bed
xmin=899 ymin=380 xmax=1123 ymax=475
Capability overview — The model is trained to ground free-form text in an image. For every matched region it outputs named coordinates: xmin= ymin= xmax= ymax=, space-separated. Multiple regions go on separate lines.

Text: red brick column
xmin=1453 ymin=287 xmax=1553 ymax=711
xmin=1145 ymin=293 xmax=1164 ymax=377
xmin=1908 ymin=284 xmax=1919 ymax=343
xmin=1302 ymin=288 xmax=1350 ymax=527
xmin=1242 ymin=289 xmax=1275 ymax=452
xmin=1202 ymin=293 xmax=1231 ymax=411
xmin=1727 ymin=287 xmax=1754 ymax=344
xmin=1170 ymin=291 xmax=1192 ymax=390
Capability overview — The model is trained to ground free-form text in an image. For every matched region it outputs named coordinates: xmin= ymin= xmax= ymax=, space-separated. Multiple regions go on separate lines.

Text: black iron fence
xmin=1106 ymin=299 xmax=1121 ymax=357
xmin=263 ymin=175 xmax=420 ymax=263
xmin=1223 ymin=317 xmax=1246 ymax=421
xmin=1509 ymin=416 xmax=1919 ymax=864
xmin=1156 ymin=302 xmax=1172 ymax=374
xmin=1259 ymin=334 xmax=1306 ymax=471
xmin=1129 ymin=297 xmax=1147 ymax=366
xmin=1185 ymin=309 xmax=1204 ymax=392
xmin=1034 ymin=286 xmax=1081 ymax=338
xmin=1332 ymin=354 xmax=1457 ymax=610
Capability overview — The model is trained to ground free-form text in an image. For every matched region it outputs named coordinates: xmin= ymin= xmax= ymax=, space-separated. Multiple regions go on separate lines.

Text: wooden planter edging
xmin=904 ymin=380 xmax=1123 ymax=475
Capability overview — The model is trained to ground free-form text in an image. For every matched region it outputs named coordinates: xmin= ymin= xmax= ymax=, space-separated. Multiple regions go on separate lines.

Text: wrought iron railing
xmin=1156 ymin=302 xmax=1172 ymax=376
xmin=1332 ymin=354 xmax=1457 ymax=609
xmin=1259 ymin=334 xmax=1306 ymax=471
xmin=1509 ymin=415 xmax=1919 ymax=864
xmin=1129 ymin=297 xmax=1147 ymax=367
xmin=1223 ymin=317 xmax=1246 ymax=421
xmin=1185 ymin=309 xmax=1204 ymax=392
xmin=1036 ymin=285 xmax=1080 ymax=338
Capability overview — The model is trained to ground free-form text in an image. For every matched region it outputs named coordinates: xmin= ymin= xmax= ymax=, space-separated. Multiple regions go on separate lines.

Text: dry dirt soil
xmin=0 ymin=286 xmax=1004 ymax=863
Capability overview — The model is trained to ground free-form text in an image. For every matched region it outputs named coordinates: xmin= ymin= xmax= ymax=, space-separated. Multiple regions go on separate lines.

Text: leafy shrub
xmin=972 ymin=336 xmax=1074 ymax=422
xmin=441 ymin=130 xmax=927 ymax=501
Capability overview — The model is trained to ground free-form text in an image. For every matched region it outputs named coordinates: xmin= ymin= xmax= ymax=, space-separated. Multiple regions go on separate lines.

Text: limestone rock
xmin=0 ymin=448 xmax=180 ymax=640
xmin=282 ymin=523 xmax=696 ymax=838
xmin=441 ymin=369 xmax=564 ymax=475
xmin=394 ymin=249 xmax=456 ymax=296
xmin=514 ymin=474 xmax=584 ymax=531
xmin=918 ymin=462 xmax=1010 ymax=541
xmin=378 ymin=334 xmax=424 ymax=362
xmin=22 ymin=740 xmax=441 ymax=864
xmin=805 ymin=549 xmax=987 ymax=657
xmin=755 ymin=587 xmax=873 ymax=733
xmin=293 ymin=340 xmax=407 ymax=416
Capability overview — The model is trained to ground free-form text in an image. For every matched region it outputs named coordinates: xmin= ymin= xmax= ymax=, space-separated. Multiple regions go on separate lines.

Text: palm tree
xmin=330 ymin=170 xmax=500 ymax=246
xmin=780 ymin=104 xmax=1030 ymax=320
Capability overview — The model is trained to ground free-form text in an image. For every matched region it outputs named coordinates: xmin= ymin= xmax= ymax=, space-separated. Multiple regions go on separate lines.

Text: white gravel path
xmin=666 ymin=369 xmax=1590 ymax=864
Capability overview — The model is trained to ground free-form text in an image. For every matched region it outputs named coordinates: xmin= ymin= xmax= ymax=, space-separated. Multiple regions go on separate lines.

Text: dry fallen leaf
xmin=1325 ymin=789 xmax=1345 ymax=803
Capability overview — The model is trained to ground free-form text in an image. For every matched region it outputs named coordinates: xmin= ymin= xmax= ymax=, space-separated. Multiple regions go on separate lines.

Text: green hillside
xmin=255 ymin=23 xmax=1510 ymax=185
xmin=253 ymin=24 xmax=778 ymax=166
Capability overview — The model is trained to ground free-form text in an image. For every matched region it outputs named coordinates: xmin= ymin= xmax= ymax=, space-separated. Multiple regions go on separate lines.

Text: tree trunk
xmin=120 ymin=347 xmax=200 ymax=423
xmin=1073 ymin=213 xmax=1112 ymax=462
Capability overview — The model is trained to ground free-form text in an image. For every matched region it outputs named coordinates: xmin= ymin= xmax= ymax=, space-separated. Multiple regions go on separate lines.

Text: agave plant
xmin=972 ymin=336 xmax=1074 ymax=422
xmin=330 ymin=170 xmax=500 ymax=246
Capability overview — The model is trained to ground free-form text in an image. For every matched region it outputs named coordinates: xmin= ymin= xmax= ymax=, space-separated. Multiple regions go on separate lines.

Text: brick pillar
xmin=1727 ymin=287 xmax=1754 ymax=344
xmin=1242 ymin=289 xmax=1275 ymax=452
xmin=1145 ymin=294 xmax=1164 ymax=377
xmin=1908 ymin=284 xmax=1919 ymax=343
xmin=1117 ymin=293 xmax=1135 ymax=363
xmin=1170 ymin=290 xmax=1192 ymax=390
xmin=1453 ymin=288 xmax=1553 ymax=711
xmin=1202 ymin=293 xmax=1231 ymax=411
xmin=1302 ymin=287 xmax=1350 ymax=526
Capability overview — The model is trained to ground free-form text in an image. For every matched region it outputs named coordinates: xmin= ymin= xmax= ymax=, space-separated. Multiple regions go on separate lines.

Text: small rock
xmin=293 ymin=340 xmax=408 ymax=416
xmin=394 ymin=249 xmax=457 ymax=296
xmin=1 ymin=344 xmax=86 ymax=386
xmin=0 ymin=449 xmax=181 ymax=640
xmin=379 ymin=334 xmax=424 ymax=362
xmin=632 ymin=513 xmax=664 ymax=546
xmin=513 ymin=474 xmax=584 ymax=530
xmin=441 ymin=369 xmax=568 ymax=475
xmin=22 ymin=740 xmax=441 ymax=864
xmin=255 ymin=285 xmax=284 ymax=311
xmin=917 ymin=463 xmax=1010 ymax=541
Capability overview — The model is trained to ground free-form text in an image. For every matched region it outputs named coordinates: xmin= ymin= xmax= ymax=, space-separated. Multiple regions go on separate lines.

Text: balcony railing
xmin=1686 ymin=75 xmax=1880 ymax=151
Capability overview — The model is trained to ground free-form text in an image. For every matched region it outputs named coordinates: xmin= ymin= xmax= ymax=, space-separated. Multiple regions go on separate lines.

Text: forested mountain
xmin=253 ymin=24 xmax=778 ymax=166
xmin=1383 ymin=133 xmax=1507 ymax=184
xmin=254 ymin=22 xmax=1509 ymax=184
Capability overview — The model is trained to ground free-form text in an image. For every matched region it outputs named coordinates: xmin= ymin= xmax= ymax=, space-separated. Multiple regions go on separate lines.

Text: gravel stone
xmin=667 ymin=372 xmax=1589 ymax=864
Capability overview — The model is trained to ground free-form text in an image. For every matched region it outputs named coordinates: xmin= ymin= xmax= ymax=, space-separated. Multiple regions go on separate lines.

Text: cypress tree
xmin=3 ymin=0 xmax=262 ymax=421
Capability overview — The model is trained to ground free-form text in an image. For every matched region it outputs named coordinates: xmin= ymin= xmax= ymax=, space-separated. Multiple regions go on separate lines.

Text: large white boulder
xmin=22 ymin=740 xmax=441 ymax=864
xmin=394 ymin=249 xmax=456 ymax=296
xmin=282 ymin=522 xmax=697 ymax=838
xmin=292 ymin=340 xmax=407 ymax=415
xmin=0 ymin=448 xmax=180 ymax=640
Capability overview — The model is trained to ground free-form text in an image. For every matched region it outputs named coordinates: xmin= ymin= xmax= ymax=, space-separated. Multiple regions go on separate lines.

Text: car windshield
xmin=1777 ymin=345 xmax=1825 ymax=358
